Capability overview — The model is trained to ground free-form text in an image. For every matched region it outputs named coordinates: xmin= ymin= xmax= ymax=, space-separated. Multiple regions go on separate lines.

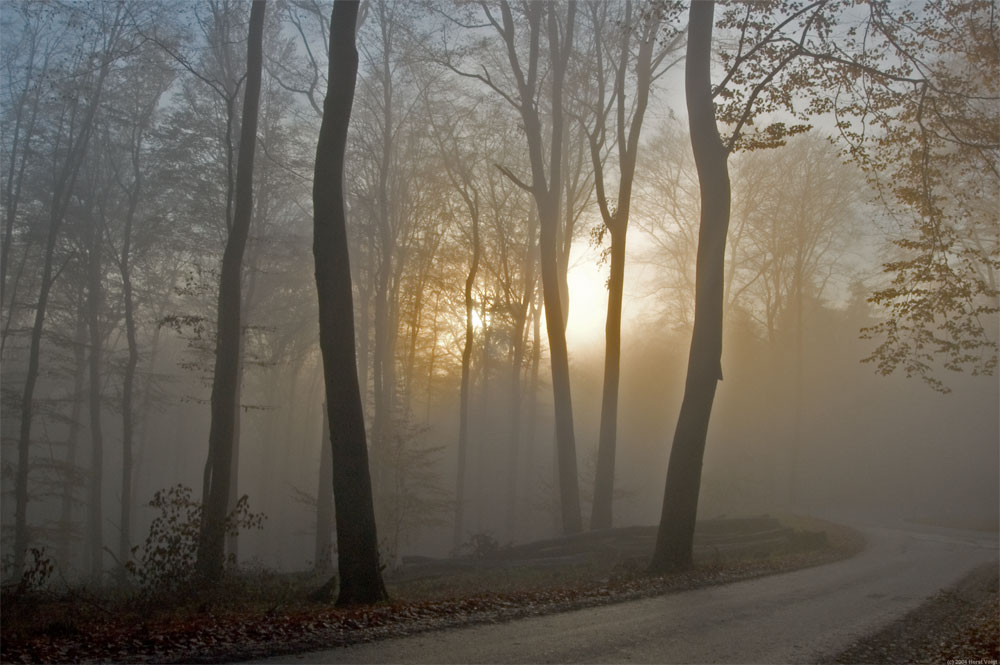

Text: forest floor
xmin=829 ymin=559 xmax=999 ymax=665
xmin=1 ymin=515 xmax=863 ymax=664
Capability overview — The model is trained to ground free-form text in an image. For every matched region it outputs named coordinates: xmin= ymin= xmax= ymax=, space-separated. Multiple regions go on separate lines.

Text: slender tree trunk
xmin=132 ymin=316 xmax=165 ymax=507
xmin=493 ymin=0 xmax=581 ymax=535
xmin=525 ymin=297 xmax=541 ymax=527
xmin=505 ymin=210 xmax=537 ymax=541
xmin=587 ymin=1 xmax=661 ymax=531
xmin=85 ymin=207 xmax=105 ymax=583
xmin=12 ymin=50 xmax=110 ymax=573
xmin=475 ymin=302 xmax=490 ymax=533
xmin=58 ymin=291 xmax=88 ymax=570
xmin=196 ymin=0 xmax=265 ymax=582
xmin=539 ymin=195 xmax=582 ymax=534
xmin=504 ymin=308 xmax=525 ymax=542
xmin=117 ymin=137 xmax=144 ymax=567
xmin=591 ymin=225 xmax=626 ymax=529
xmin=425 ymin=299 xmax=439 ymax=425
xmin=650 ymin=0 xmax=731 ymax=573
xmin=453 ymin=200 xmax=480 ymax=550
xmin=225 ymin=357 xmax=244 ymax=563
xmin=226 ymin=255 xmax=258 ymax=563
xmin=371 ymin=0 xmax=396 ymax=496
xmin=789 ymin=267 xmax=804 ymax=507
xmin=539 ymin=3 xmax=582 ymax=535
xmin=315 ymin=405 xmax=334 ymax=572
xmin=357 ymin=272 xmax=371 ymax=404
xmin=314 ymin=0 xmax=388 ymax=607
xmin=2 ymin=48 xmax=46 ymax=311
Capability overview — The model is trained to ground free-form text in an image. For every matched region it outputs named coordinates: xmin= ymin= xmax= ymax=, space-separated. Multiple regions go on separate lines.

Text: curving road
xmin=249 ymin=521 xmax=998 ymax=664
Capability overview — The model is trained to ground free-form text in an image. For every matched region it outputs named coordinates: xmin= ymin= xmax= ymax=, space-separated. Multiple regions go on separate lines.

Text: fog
xmin=1 ymin=0 xmax=996 ymax=585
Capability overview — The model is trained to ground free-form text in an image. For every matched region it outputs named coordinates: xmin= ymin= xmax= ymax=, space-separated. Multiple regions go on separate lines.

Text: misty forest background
xmin=1 ymin=0 xmax=997 ymax=586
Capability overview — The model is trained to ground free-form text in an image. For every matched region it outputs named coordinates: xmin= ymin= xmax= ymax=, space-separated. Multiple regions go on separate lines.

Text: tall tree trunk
xmin=789 ymin=265 xmax=804 ymax=507
xmin=58 ymin=290 xmax=88 ymax=571
xmin=371 ymin=0 xmax=396 ymax=497
xmin=536 ymin=3 xmax=582 ymax=536
xmin=225 ymin=356 xmax=244 ymax=562
xmin=226 ymin=254 xmax=259 ymax=563
xmin=453 ymin=198 xmax=480 ymax=550
xmin=132 ymin=313 xmax=165 ymax=510
xmin=12 ymin=47 xmax=111 ymax=574
xmin=505 ymin=210 xmax=537 ymax=541
xmin=315 ymin=405 xmax=334 ymax=572
xmin=539 ymin=195 xmax=582 ymax=534
xmin=650 ymin=0 xmax=731 ymax=573
xmin=118 ymin=134 xmax=144 ymax=567
xmin=196 ymin=0 xmax=266 ymax=582
xmin=493 ymin=0 xmax=582 ymax=535
xmin=313 ymin=0 xmax=388 ymax=607
xmin=591 ymin=225 xmax=626 ymax=529
xmin=525 ymin=297 xmax=541 ymax=528
xmin=588 ymin=3 xmax=661 ymax=530
xmin=86 ymin=207 xmax=105 ymax=583
xmin=357 ymin=269 xmax=371 ymax=404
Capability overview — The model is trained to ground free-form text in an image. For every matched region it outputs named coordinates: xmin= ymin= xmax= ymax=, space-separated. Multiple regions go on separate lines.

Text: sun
xmin=470 ymin=306 xmax=488 ymax=332
xmin=564 ymin=245 xmax=610 ymax=349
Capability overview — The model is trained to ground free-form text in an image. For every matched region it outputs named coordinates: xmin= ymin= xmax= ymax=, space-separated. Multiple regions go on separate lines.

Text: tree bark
xmin=314 ymin=0 xmax=388 ymax=606
xmin=57 ymin=289 xmax=87 ymax=571
xmin=196 ymin=0 xmax=266 ymax=582
xmin=491 ymin=0 xmax=582 ymax=535
xmin=315 ymin=405 xmax=334 ymax=572
xmin=650 ymin=0 xmax=731 ymax=573
xmin=504 ymin=210 xmax=536 ymax=541
xmin=589 ymin=1 xmax=662 ymax=530
xmin=370 ymin=0 xmax=397 ymax=499
xmin=86 ymin=204 xmax=105 ymax=583
xmin=453 ymin=194 xmax=480 ymax=550
xmin=591 ymin=223 xmax=626 ymax=529
xmin=117 ymin=123 xmax=146 ymax=567
xmin=12 ymin=38 xmax=112 ymax=574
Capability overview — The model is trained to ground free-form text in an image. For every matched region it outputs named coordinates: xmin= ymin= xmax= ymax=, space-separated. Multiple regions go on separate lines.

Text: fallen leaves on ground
xmin=830 ymin=561 xmax=999 ymax=665
xmin=1 ymin=555 xmax=824 ymax=664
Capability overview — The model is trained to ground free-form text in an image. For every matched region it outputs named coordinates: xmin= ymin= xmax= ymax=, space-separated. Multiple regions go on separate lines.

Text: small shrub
xmin=4 ymin=547 xmax=55 ymax=597
xmin=126 ymin=484 xmax=264 ymax=593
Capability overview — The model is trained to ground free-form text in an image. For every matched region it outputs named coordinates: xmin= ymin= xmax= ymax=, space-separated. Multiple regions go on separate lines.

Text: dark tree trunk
xmin=591 ymin=224 xmax=626 ymax=529
xmin=538 ymin=199 xmax=582 ymax=535
xmin=196 ymin=0 xmax=266 ymax=582
xmin=227 ymin=252 xmax=258 ymax=563
xmin=118 ymin=135 xmax=144 ymax=567
xmin=57 ymin=290 xmax=87 ymax=570
xmin=650 ymin=0 xmax=731 ymax=573
xmin=315 ymin=406 xmax=334 ymax=572
xmin=313 ymin=0 xmax=388 ymax=607
xmin=538 ymin=2 xmax=582 ymax=536
xmin=86 ymin=207 xmax=105 ymax=583
xmin=505 ymin=211 xmax=537 ymax=541
xmin=453 ymin=196 xmax=480 ymax=550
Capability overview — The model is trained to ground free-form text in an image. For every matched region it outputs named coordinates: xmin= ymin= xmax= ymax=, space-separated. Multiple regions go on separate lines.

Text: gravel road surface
xmin=249 ymin=522 xmax=997 ymax=664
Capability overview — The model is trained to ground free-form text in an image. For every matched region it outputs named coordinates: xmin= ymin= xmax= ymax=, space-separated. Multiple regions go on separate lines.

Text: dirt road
xmin=249 ymin=522 xmax=997 ymax=664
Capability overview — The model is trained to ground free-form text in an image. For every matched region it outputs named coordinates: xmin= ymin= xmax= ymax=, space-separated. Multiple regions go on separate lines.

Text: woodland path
xmin=248 ymin=520 xmax=997 ymax=664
